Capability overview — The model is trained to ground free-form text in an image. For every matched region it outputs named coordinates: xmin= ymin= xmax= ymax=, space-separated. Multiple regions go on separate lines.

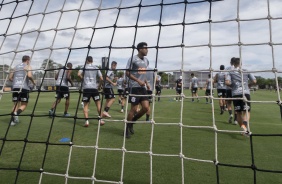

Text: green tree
xmin=40 ymin=59 xmax=63 ymax=78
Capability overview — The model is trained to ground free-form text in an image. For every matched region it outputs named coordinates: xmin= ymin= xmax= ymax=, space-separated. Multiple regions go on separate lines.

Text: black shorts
xmin=191 ymin=87 xmax=198 ymax=93
xmin=205 ymin=89 xmax=211 ymax=96
xmin=123 ymin=88 xmax=129 ymax=98
xmin=176 ymin=88 xmax=182 ymax=94
xmin=82 ymin=89 xmax=100 ymax=102
xmin=155 ymin=86 xmax=161 ymax=93
xmin=104 ymin=88 xmax=115 ymax=99
xmin=147 ymin=90 xmax=153 ymax=100
xmin=55 ymin=86 xmax=70 ymax=99
xmin=129 ymin=87 xmax=148 ymax=105
xmin=217 ymin=89 xmax=226 ymax=97
xmin=12 ymin=88 xmax=29 ymax=102
xmin=226 ymin=89 xmax=232 ymax=98
xmin=233 ymin=94 xmax=251 ymax=112
xmin=117 ymin=89 xmax=124 ymax=95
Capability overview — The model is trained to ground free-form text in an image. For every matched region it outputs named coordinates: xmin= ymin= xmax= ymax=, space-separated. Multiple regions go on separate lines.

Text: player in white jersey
xmin=9 ymin=55 xmax=36 ymax=126
xmin=214 ymin=65 xmax=227 ymax=114
xmin=225 ymin=58 xmax=256 ymax=135
xmin=155 ymin=74 xmax=162 ymax=101
xmin=102 ymin=61 xmax=117 ymax=118
xmin=117 ymin=72 xmax=125 ymax=113
xmin=190 ymin=73 xmax=199 ymax=102
xmin=205 ymin=74 xmax=213 ymax=104
xmin=49 ymin=62 xmax=74 ymax=117
xmin=78 ymin=56 xmax=104 ymax=127
xmin=225 ymin=58 xmax=238 ymax=124
xmin=125 ymin=42 xmax=150 ymax=138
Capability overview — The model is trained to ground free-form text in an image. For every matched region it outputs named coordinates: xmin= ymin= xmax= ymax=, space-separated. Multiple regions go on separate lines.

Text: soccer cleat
xmin=64 ymin=113 xmax=70 ymax=117
xmin=220 ymin=109 xmax=224 ymax=115
xmin=233 ymin=120 xmax=238 ymax=125
xmin=81 ymin=102 xmax=84 ymax=109
xmin=228 ymin=115 xmax=233 ymax=123
xmin=49 ymin=110 xmax=53 ymax=117
xmin=84 ymin=121 xmax=89 ymax=127
xmin=129 ymin=123 xmax=134 ymax=134
xmin=10 ymin=121 xmax=17 ymax=126
xmin=120 ymin=109 xmax=124 ymax=113
xmin=102 ymin=111 xmax=111 ymax=118
xmin=14 ymin=115 xmax=19 ymax=123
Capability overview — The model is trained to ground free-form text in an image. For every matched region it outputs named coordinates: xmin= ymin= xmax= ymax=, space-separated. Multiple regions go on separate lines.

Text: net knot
xmin=94 ymin=145 xmax=98 ymax=150
xmin=122 ymin=147 xmax=127 ymax=152
xmin=148 ymin=151 xmax=153 ymax=156
xmin=213 ymin=160 xmax=219 ymax=165
xmin=272 ymin=68 xmax=277 ymax=73
xmin=235 ymin=18 xmax=240 ymax=22
xmin=267 ymin=15 xmax=272 ymax=20
xmin=251 ymin=164 xmax=257 ymax=170
xmin=65 ymin=174 xmax=69 ymax=178
xmin=179 ymin=153 xmax=184 ymax=158
xmin=178 ymin=123 xmax=183 ymax=127
xmin=268 ymin=42 xmax=273 ymax=46
xmin=91 ymin=176 xmax=96 ymax=181
xmin=238 ymin=42 xmax=242 ymax=46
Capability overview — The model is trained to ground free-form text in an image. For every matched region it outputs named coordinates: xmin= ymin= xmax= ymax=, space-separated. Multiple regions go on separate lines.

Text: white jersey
xmin=117 ymin=77 xmax=124 ymax=90
xmin=191 ymin=77 xmax=198 ymax=88
xmin=55 ymin=68 xmax=69 ymax=87
xmin=226 ymin=67 xmax=256 ymax=96
xmin=225 ymin=65 xmax=234 ymax=90
xmin=79 ymin=64 xmax=102 ymax=89
xmin=104 ymin=70 xmax=115 ymax=88
xmin=126 ymin=55 xmax=149 ymax=88
xmin=12 ymin=63 xmax=29 ymax=90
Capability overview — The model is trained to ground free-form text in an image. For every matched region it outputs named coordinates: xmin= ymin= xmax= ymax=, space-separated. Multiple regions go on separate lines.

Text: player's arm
xmin=225 ymin=73 xmax=231 ymax=86
xmin=8 ymin=68 xmax=14 ymax=82
xmin=66 ymin=69 xmax=74 ymax=87
xmin=77 ymin=70 xmax=83 ymax=80
xmin=26 ymin=65 xmax=36 ymax=86
xmin=126 ymin=70 xmax=145 ymax=86
xmin=105 ymin=76 xmax=116 ymax=86
xmin=213 ymin=74 xmax=217 ymax=84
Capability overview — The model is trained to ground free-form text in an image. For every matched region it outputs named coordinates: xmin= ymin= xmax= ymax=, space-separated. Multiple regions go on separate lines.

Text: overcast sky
xmin=0 ymin=0 xmax=281 ymax=78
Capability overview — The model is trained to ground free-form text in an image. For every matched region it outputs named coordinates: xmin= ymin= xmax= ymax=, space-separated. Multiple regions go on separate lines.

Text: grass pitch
xmin=0 ymin=89 xmax=282 ymax=184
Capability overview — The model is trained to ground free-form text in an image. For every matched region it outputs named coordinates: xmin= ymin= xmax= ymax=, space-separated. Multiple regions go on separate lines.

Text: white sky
xmin=0 ymin=0 xmax=282 ymax=78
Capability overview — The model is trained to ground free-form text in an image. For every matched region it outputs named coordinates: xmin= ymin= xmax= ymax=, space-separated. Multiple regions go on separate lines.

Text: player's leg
xmin=103 ymin=88 xmax=115 ymax=118
xmin=82 ymin=89 xmax=90 ymax=127
xmin=50 ymin=87 xmax=62 ymax=116
xmin=63 ymin=87 xmax=70 ymax=116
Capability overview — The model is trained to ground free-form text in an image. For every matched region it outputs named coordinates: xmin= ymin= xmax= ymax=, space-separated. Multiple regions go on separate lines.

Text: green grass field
xmin=0 ymin=89 xmax=282 ymax=184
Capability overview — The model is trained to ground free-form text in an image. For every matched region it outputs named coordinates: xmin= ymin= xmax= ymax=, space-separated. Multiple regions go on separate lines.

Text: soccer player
xmin=78 ymin=56 xmax=104 ymax=127
xmin=9 ymin=55 xmax=36 ymax=126
xmin=175 ymin=75 xmax=182 ymax=101
xmin=225 ymin=57 xmax=256 ymax=135
xmin=102 ymin=61 xmax=117 ymax=118
xmin=225 ymin=58 xmax=237 ymax=124
xmin=190 ymin=73 xmax=199 ymax=102
xmin=117 ymin=72 xmax=125 ymax=113
xmin=214 ymin=65 xmax=227 ymax=114
xmin=205 ymin=74 xmax=213 ymax=104
xmin=126 ymin=42 xmax=150 ymax=138
xmin=155 ymin=73 xmax=162 ymax=101
xmin=49 ymin=62 xmax=74 ymax=117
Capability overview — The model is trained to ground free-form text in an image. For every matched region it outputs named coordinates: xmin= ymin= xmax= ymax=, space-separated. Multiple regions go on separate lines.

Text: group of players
xmin=8 ymin=43 xmax=256 ymax=138
xmin=174 ymin=57 xmax=257 ymax=135
xmin=8 ymin=42 xmax=163 ymax=138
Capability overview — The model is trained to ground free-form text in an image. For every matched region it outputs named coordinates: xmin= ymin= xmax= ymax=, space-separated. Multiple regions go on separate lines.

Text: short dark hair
xmin=136 ymin=42 xmax=147 ymax=51
xmin=208 ymin=74 xmax=211 ymax=78
xmin=86 ymin=56 xmax=93 ymax=63
xmin=191 ymin=73 xmax=194 ymax=76
xmin=22 ymin=55 xmax=30 ymax=62
xmin=111 ymin=61 xmax=117 ymax=65
xmin=67 ymin=62 xmax=72 ymax=68
xmin=220 ymin=65 xmax=225 ymax=70
xmin=230 ymin=57 xmax=236 ymax=65
xmin=233 ymin=58 xmax=240 ymax=66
